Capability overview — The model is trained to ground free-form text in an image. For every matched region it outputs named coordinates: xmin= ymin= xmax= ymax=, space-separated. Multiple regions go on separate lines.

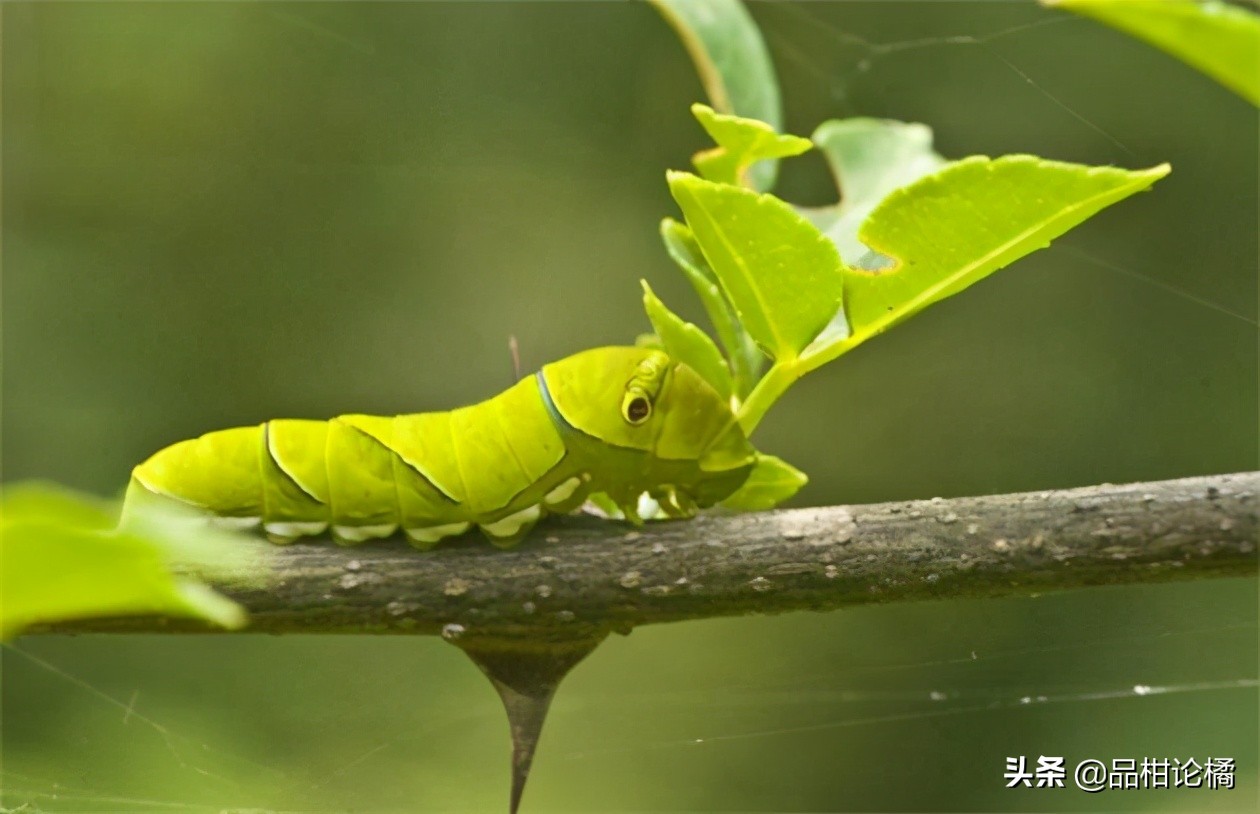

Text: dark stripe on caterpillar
xmin=535 ymin=371 xmax=572 ymax=433
xmin=263 ymin=422 xmax=326 ymax=504
xmin=338 ymin=420 xmax=462 ymax=505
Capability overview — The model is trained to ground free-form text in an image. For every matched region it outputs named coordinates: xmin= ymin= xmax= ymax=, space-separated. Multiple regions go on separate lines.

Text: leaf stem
xmin=736 ymin=361 xmax=798 ymax=436
xmin=736 ymin=331 xmax=871 ymax=436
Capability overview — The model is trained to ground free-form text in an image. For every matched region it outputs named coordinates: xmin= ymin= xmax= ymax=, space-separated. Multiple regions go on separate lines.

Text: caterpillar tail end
xmin=122 ymin=470 xmax=270 ymax=541
xmin=118 ymin=472 xmax=176 ymax=531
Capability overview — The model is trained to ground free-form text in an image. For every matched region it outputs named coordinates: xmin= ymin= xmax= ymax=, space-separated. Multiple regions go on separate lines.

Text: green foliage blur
xmin=1050 ymin=0 xmax=1260 ymax=104
xmin=0 ymin=483 xmax=258 ymax=639
xmin=3 ymin=2 xmax=1255 ymax=812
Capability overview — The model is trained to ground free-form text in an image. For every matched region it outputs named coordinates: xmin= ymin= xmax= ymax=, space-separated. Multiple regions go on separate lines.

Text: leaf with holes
xmin=799 ymin=118 xmax=946 ymax=269
xmin=830 ymin=156 xmax=1171 ymax=358
xmin=690 ymin=103 xmax=813 ymax=189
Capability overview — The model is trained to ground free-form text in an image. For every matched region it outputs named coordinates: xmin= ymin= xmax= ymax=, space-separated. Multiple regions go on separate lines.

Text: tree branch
xmin=46 ymin=472 xmax=1258 ymax=641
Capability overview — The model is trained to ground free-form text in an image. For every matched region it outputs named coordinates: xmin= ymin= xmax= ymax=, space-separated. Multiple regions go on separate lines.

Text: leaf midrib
xmin=682 ymin=185 xmax=793 ymax=361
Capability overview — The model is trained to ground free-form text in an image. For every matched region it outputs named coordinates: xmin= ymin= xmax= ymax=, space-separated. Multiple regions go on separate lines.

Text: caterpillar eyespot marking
xmin=122 ymin=347 xmax=760 ymax=548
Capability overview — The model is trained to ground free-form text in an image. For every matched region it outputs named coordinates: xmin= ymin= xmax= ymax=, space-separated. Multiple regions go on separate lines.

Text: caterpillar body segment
xmin=124 ymin=347 xmax=760 ymax=548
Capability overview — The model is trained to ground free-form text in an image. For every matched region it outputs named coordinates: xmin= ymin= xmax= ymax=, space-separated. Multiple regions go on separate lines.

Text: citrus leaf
xmin=690 ymin=103 xmax=813 ymax=189
xmin=799 ymin=118 xmax=946 ymax=268
xmin=641 ymin=279 xmax=734 ymax=400
xmin=0 ymin=482 xmax=264 ymax=639
xmin=733 ymin=155 xmax=1171 ymax=434
xmin=648 ymin=0 xmax=785 ymax=190
xmin=1047 ymin=0 xmax=1260 ymax=105
xmin=720 ymin=454 xmax=807 ymax=511
xmin=834 ymin=156 xmax=1171 ymax=353
xmin=667 ymin=171 xmax=847 ymax=363
xmin=660 ymin=217 xmax=762 ymax=398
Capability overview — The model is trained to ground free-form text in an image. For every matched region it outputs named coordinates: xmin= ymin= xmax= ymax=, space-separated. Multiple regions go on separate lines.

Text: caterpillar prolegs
xmin=123 ymin=347 xmax=759 ymax=548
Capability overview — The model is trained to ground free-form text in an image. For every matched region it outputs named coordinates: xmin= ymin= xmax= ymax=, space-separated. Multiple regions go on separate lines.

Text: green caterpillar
xmin=123 ymin=347 xmax=760 ymax=548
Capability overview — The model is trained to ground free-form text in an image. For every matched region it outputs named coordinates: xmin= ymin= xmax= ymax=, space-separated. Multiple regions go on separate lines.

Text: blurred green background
xmin=3 ymin=1 xmax=1256 ymax=812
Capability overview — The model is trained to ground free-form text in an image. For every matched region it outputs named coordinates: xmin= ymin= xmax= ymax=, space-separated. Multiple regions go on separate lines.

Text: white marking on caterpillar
xmin=543 ymin=476 xmax=581 ymax=506
xmin=333 ymin=524 xmax=397 ymax=543
xmin=210 ymin=516 xmax=261 ymax=530
xmin=637 ymin=493 xmax=662 ymax=520
xmin=481 ymin=504 xmax=542 ymax=538
xmin=265 ymin=521 xmax=328 ymax=537
xmin=404 ymin=521 xmax=471 ymax=545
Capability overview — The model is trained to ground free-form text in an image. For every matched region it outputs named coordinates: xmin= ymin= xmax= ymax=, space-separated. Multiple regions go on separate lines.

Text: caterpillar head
xmin=540 ymin=346 xmax=758 ymax=508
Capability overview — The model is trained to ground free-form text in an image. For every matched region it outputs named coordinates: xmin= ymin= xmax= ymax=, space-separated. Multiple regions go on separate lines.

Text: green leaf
xmin=733 ymin=155 xmax=1171 ymax=435
xmin=648 ymin=0 xmax=785 ymax=190
xmin=720 ymin=454 xmax=807 ymax=511
xmin=837 ymin=156 xmax=1172 ymax=344
xmin=799 ymin=118 xmax=946 ymax=268
xmin=690 ymin=103 xmax=813 ymax=189
xmin=659 ymin=217 xmax=762 ymax=398
xmin=667 ymin=171 xmax=848 ymax=364
xmin=641 ymin=279 xmax=733 ymax=401
xmin=0 ymin=482 xmax=265 ymax=639
xmin=1047 ymin=0 xmax=1260 ymax=105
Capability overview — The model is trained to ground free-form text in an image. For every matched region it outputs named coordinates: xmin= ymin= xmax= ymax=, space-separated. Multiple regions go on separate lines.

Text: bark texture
xmin=45 ymin=472 xmax=1259 ymax=642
